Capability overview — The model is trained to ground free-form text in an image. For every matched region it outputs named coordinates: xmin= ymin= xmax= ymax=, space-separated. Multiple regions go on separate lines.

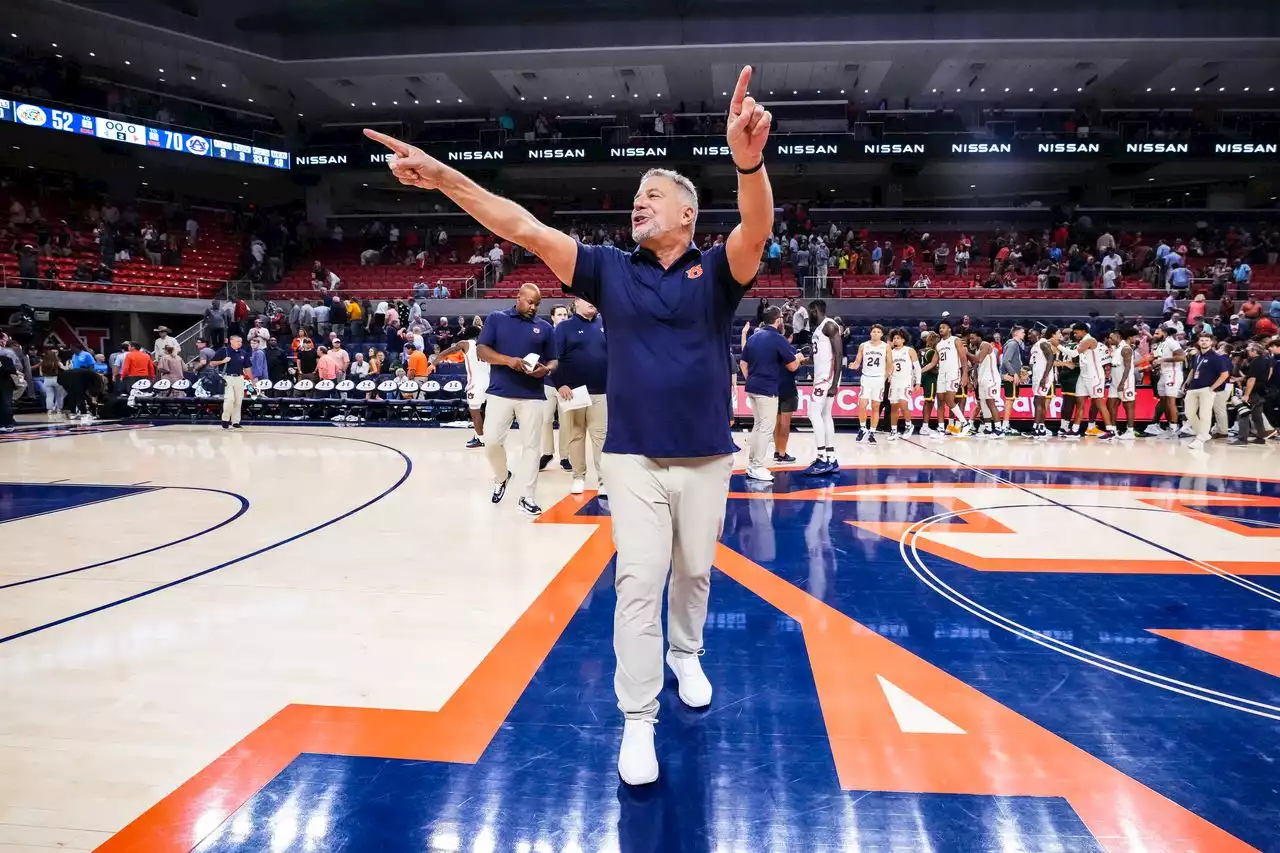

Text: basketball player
xmin=1055 ymin=334 xmax=1080 ymax=436
xmin=541 ymin=304 xmax=571 ymax=470
xmin=1107 ymin=327 xmax=1139 ymax=439
xmin=1068 ymin=323 xmax=1115 ymax=440
xmin=964 ymin=331 xmax=985 ymax=436
xmin=1083 ymin=335 xmax=1113 ymax=437
xmin=917 ymin=331 xmax=939 ymax=436
xmin=852 ymin=324 xmax=888 ymax=443
xmin=886 ymin=328 xmax=921 ymax=440
xmin=1148 ymin=324 xmax=1186 ymax=438
xmin=804 ymin=300 xmax=842 ymax=475
xmin=431 ymin=325 xmax=488 ymax=447
xmin=973 ymin=331 xmax=1006 ymax=438
xmin=934 ymin=320 xmax=969 ymax=436
xmin=1029 ymin=326 xmax=1060 ymax=440
xmin=999 ymin=326 xmax=1026 ymax=435
xmin=365 ymin=64 xmax=775 ymax=785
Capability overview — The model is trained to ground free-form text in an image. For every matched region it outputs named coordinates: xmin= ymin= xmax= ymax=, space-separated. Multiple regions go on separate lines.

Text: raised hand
xmin=726 ymin=66 xmax=772 ymax=170
xmin=364 ymin=129 xmax=444 ymax=190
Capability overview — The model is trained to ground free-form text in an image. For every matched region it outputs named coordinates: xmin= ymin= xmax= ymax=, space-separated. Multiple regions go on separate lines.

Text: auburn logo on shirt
xmin=533 ymin=328 xmax=541 ymax=335
xmin=686 ymin=264 xmax=704 ymax=279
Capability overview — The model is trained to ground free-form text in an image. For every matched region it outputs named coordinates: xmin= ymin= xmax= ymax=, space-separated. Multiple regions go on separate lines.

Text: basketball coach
xmin=365 ymin=65 xmax=773 ymax=785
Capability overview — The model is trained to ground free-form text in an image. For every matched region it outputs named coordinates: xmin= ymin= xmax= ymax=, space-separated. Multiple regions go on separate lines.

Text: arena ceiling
xmin=6 ymin=0 xmax=1280 ymax=122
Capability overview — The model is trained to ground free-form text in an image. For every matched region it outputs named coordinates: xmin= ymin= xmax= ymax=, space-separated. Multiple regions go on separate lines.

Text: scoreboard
xmin=4 ymin=100 xmax=290 ymax=170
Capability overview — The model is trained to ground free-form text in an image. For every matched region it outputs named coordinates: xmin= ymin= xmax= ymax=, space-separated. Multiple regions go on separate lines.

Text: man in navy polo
xmin=366 ymin=64 xmax=775 ymax=785
xmin=476 ymin=283 xmax=559 ymax=517
xmin=209 ymin=334 xmax=252 ymax=430
xmin=554 ymin=297 xmax=609 ymax=496
xmin=739 ymin=306 xmax=801 ymax=482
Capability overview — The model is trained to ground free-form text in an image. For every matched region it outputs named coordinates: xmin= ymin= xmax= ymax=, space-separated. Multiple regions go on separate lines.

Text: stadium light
xmin=221 ymin=83 xmax=227 ymax=88
xmin=839 ymin=89 xmax=845 ymax=94
xmin=1170 ymin=87 xmax=1176 ymax=92
xmin=372 ymin=102 xmax=376 ymax=106
xmin=1004 ymin=87 xmax=1010 ymax=92
xmin=1146 ymin=87 xmax=1152 ymax=92
xmin=1052 ymin=87 xmax=1058 ymax=92
xmin=393 ymin=100 xmax=398 ymax=105
xmin=51 ymin=42 xmax=57 ymax=47
xmin=89 ymin=52 xmax=95 ymax=56
xmin=955 ymin=88 xmax=961 ymax=93
xmin=159 ymin=68 xmax=164 ymax=73
xmin=1243 ymin=86 xmax=1250 ymax=92
xmin=248 ymin=98 xmax=254 ymax=103
xmin=124 ymin=60 xmax=131 ymax=65
xmin=932 ymin=88 xmax=937 ymax=93
xmin=351 ymin=102 xmax=355 ymax=107
xmin=722 ymin=91 xmax=727 ymax=96
xmin=457 ymin=98 xmax=463 ymax=102
xmin=1028 ymin=87 xmax=1034 ymax=92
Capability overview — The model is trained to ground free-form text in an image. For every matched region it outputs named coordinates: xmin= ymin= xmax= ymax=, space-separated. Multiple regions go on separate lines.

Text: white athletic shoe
xmin=618 ymin=719 xmax=658 ymax=786
xmin=666 ymin=650 xmax=713 ymax=708
xmin=570 ymin=478 xmax=585 ymax=495
xmin=745 ymin=466 xmax=774 ymax=482
xmin=1178 ymin=424 xmax=1194 ymax=437
xmin=887 ymin=431 xmax=899 ymax=441
xmin=597 ymin=483 xmax=607 ymax=497
xmin=1143 ymin=423 xmax=1165 ymax=437
xmin=918 ymin=425 xmax=935 ymax=437
xmin=1188 ymin=439 xmax=1205 ymax=450
xmin=1118 ymin=430 xmax=1135 ymax=440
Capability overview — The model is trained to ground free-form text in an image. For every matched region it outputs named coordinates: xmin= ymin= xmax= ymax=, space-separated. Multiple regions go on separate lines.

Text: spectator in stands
xmin=432 ymin=281 xmax=449 ymax=298
xmin=344 ymin=299 xmax=363 ymax=343
xmin=329 ymin=340 xmax=350 ymax=375
xmin=204 ymin=300 xmax=227 ymax=348
xmin=330 ymin=296 xmax=347 ymax=337
xmin=766 ymin=237 xmax=782 ymax=274
xmin=152 ymin=326 xmax=179 ymax=360
xmin=157 ymin=345 xmax=185 ymax=387
xmin=34 ymin=347 xmax=66 ymax=416
xmin=1233 ymin=258 xmax=1251 ymax=299
xmin=316 ymin=346 xmax=339 ymax=382
xmin=1187 ymin=294 xmax=1207 ymax=328
xmin=1269 ymin=295 xmax=1280 ymax=326
xmin=185 ymin=215 xmax=198 ymax=247
xmin=313 ymin=299 xmax=331 ymax=339
xmin=294 ymin=337 xmax=319 ymax=381
xmin=349 ymin=352 xmax=370 ymax=379
xmin=403 ymin=342 xmax=429 ymax=379
xmin=794 ymin=240 xmax=810 ymax=289
xmin=1240 ymin=296 xmax=1263 ymax=324
xmin=8 ymin=199 xmax=25 ymax=228
xmin=488 ymin=242 xmax=505 ymax=282
xmin=0 ymin=335 xmax=17 ymax=432
xmin=360 ymin=247 xmax=381 ymax=266
xmin=262 ymin=339 xmax=287 ymax=383
xmin=120 ymin=341 xmax=155 ymax=386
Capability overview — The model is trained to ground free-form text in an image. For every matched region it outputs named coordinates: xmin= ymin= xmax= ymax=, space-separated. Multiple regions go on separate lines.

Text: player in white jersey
xmin=1147 ymin=324 xmax=1187 ymax=437
xmin=973 ymin=331 xmax=1006 ymax=438
xmin=1106 ymin=326 xmax=1140 ymax=439
xmin=853 ymin=324 xmax=889 ymax=443
xmin=934 ymin=319 xmax=969 ymax=436
xmin=1029 ymin=326 xmax=1061 ymax=439
xmin=432 ymin=326 xmax=489 ymax=447
xmin=803 ymin=300 xmax=843 ymax=475
xmin=885 ymin=328 xmax=921 ymax=440
xmin=1067 ymin=323 xmax=1115 ymax=440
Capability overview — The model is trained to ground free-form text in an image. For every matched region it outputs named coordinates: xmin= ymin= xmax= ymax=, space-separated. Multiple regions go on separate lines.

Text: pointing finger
xmin=730 ymin=65 xmax=752 ymax=113
xmin=363 ymin=128 xmax=413 ymax=155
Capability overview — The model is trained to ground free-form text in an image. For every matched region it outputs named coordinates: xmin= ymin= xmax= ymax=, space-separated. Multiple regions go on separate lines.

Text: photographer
xmin=1231 ymin=342 xmax=1274 ymax=446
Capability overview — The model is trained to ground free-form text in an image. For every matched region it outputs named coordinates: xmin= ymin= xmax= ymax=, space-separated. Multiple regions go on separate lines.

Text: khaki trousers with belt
xmin=221 ymin=375 xmax=246 ymax=425
xmin=563 ymin=394 xmax=607 ymax=485
xmin=483 ymin=395 xmax=546 ymax=501
xmin=602 ymin=452 xmax=735 ymax=720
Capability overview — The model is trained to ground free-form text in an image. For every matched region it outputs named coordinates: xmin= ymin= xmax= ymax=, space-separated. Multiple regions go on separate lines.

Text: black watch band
xmin=736 ymin=159 xmax=764 ymax=175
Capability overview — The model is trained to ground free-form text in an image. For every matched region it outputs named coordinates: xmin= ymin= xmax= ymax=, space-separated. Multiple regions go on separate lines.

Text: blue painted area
xmin=0 ymin=482 xmax=153 ymax=524
xmin=158 ymin=466 xmax=1280 ymax=851
xmin=0 ymin=432 xmax=412 ymax=646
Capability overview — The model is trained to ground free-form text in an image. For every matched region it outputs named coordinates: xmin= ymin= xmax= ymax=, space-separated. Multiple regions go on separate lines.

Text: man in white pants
xmin=362 ymin=64 xmax=773 ymax=786
xmin=553 ymin=298 xmax=609 ymax=495
xmin=475 ymin=284 xmax=560 ymax=517
xmin=209 ymin=334 xmax=251 ymax=430
xmin=1183 ymin=332 xmax=1231 ymax=450
xmin=541 ymin=304 xmax=571 ymax=471
xmin=739 ymin=305 xmax=801 ymax=482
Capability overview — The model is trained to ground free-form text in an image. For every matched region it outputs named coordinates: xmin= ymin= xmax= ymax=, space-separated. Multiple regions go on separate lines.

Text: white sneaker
xmin=745 ymin=466 xmax=774 ymax=482
xmin=1188 ymin=439 xmax=1205 ymax=450
xmin=618 ymin=719 xmax=658 ymax=786
xmin=1118 ymin=430 xmax=1135 ymax=440
xmin=1143 ymin=423 xmax=1164 ymax=437
xmin=666 ymin=650 xmax=713 ymax=708
xmin=1178 ymin=424 xmax=1194 ymax=437
xmin=918 ymin=425 xmax=934 ymax=437
xmin=570 ymin=478 xmax=585 ymax=495
xmin=887 ymin=431 xmax=899 ymax=441
xmin=597 ymin=483 xmax=607 ymax=497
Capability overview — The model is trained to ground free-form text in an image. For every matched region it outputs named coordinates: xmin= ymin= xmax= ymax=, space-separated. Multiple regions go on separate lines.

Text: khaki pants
xmin=563 ymin=393 xmax=607 ymax=484
xmin=541 ymin=384 xmax=561 ymax=458
xmin=483 ymin=395 xmax=546 ymax=501
xmin=221 ymin=375 xmax=245 ymax=425
xmin=1185 ymin=387 xmax=1216 ymax=441
xmin=602 ymin=452 xmax=734 ymax=720
xmin=747 ymin=393 xmax=778 ymax=469
xmin=1213 ymin=387 xmax=1230 ymax=436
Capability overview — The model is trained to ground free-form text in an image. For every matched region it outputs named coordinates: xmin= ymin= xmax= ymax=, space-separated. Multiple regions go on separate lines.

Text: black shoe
xmin=867 ymin=433 xmax=877 ymax=444
xmin=1248 ymin=438 xmax=1267 ymax=445
xmin=221 ymin=422 xmax=230 ymax=430
xmin=492 ymin=470 xmax=512 ymax=504
xmin=539 ymin=454 xmax=553 ymax=470
xmin=465 ymin=437 xmax=484 ymax=448
xmin=518 ymin=497 xmax=543 ymax=517
xmin=231 ymin=423 xmax=243 ymax=430
xmin=774 ymin=452 xmax=796 ymax=463
xmin=560 ymin=457 xmax=573 ymax=471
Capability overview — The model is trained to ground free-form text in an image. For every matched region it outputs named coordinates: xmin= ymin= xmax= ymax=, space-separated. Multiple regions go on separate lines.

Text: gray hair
xmin=639 ymin=168 xmax=699 ymax=225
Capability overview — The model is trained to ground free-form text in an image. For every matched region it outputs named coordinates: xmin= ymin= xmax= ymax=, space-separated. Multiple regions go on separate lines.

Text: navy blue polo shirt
xmin=568 ymin=241 xmax=750 ymax=457
xmin=1187 ymin=350 xmax=1231 ymax=390
xmin=741 ymin=326 xmax=797 ymax=396
xmin=554 ymin=312 xmax=608 ymax=394
xmin=215 ymin=346 xmax=252 ymax=376
xmin=476 ymin=307 xmax=558 ymax=399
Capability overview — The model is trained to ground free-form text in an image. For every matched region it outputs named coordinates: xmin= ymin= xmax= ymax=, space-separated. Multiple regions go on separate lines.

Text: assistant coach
xmin=365 ymin=64 xmax=773 ymax=786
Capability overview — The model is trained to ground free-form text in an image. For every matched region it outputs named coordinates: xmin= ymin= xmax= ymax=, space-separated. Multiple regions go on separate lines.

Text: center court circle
xmin=899 ymin=501 xmax=1280 ymax=721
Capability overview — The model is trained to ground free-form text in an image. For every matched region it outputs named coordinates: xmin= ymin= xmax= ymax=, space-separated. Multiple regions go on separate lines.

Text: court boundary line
xmin=0 ymin=486 xmax=251 ymax=590
xmin=0 ymin=431 xmax=411 ymax=646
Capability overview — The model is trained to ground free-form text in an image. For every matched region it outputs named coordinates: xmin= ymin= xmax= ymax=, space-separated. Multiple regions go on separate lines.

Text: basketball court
xmin=1 ymin=422 xmax=1277 ymax=852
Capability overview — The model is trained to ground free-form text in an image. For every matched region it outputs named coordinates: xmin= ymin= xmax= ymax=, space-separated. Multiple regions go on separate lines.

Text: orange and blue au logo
xmin=686 ymin=263 xmax=704 ymax=279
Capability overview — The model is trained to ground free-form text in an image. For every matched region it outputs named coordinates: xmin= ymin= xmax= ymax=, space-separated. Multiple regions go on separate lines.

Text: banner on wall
xmin=733 ymin=385 xmax=1160 ymax=421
